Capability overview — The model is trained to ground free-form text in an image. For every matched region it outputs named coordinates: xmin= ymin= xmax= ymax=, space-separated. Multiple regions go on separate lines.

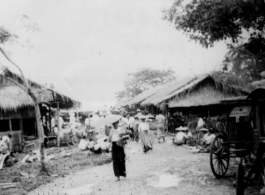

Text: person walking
xmin=109 ymin=116 xmax=130 ymax=181
xmin=128 ymin=114 xmax=135 ymax=140
xmin=133 ymin=117 xmax=140 ymax=142
xmin=138 ymin=115 xmax=154 ymax=153
xmin=155 ymin=111 xmax=166 ymax=143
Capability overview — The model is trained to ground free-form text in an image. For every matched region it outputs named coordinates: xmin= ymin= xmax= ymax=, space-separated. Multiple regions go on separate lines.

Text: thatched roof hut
xmin=168 ymin=86 xmax=247 ymax=108
xmin=134 ymin=72 xmax=250 ymax=108
xmin=0 ymin=69 xmax=80 ymax=111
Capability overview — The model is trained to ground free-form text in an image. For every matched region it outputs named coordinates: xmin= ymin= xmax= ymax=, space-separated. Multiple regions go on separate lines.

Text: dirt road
xmin=29 ymin=136 xmax=237 ymax=195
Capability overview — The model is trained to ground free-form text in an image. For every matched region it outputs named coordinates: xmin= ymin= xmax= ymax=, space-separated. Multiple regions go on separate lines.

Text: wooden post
xmin=56 ymin=102 xmax=60 ymax=147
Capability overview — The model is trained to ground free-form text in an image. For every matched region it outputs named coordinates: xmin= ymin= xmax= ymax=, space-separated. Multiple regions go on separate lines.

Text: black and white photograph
xmin=0 ymin=0 xmax=265 ymax=195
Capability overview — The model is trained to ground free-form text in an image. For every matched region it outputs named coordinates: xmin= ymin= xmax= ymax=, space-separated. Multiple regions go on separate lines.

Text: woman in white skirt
xmin=138 ymin=116 xmax=154 ymax=153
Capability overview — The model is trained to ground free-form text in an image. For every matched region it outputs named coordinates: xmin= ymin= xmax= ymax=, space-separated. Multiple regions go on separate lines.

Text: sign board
xmin=229 ymin=106 xmax=252 ymax=117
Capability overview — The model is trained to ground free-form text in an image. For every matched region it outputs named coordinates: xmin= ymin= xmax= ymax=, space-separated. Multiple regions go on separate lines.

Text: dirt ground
xmin=26 ymin=135 xmax=257 ymax=195
xmin=0 ymin=147 xmax=112 ymax=195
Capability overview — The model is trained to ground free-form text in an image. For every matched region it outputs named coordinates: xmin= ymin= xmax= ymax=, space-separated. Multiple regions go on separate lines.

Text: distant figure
xmin=138 ymin=116 xmax=154 ymax=153
xmin=1 ymin=134 xmax=12 ymax=153
xmin=0 ymin=137 xmax=8 ymax=154
xmin=156 ymin=111 xmax=166 ymax=143
xmin=51 ymin=116 xmax=55 ymax=132
xmin=59 ymin=115 xmax=64 ymax=130
xmin=197 ymin=116 xmax=205 ymax=130
xmin=85 ymin=116 xmax=89 ymax=128
xmin=134 ymin=117 xmax=140 ymax=142
xmin=199 ymin=129 xmax=216 ymax=153
xmin=122 ymin=115 xmax=129 ymax=128
xmin=173 ymin=127 xmax=188 ymax=146
xmin=78 ymin=136 xmax=88 ymax=151
xmin=128 ymin=114 xmax=135 ymax=140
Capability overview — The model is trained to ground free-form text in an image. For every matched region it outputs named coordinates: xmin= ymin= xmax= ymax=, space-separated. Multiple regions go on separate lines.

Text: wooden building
xmin=0 ymin=70 xmax=80 ymax=151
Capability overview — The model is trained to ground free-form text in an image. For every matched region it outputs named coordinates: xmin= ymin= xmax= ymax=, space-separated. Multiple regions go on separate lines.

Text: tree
xmin=0 ymin=21 xmax=47 ymax=173
xmin=116 ymin=68 xmax=177 ymax=100
xmin=164 ymin=0 xmax=265 ymax=82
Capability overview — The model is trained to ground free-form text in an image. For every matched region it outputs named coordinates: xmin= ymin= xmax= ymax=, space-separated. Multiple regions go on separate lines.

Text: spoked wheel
xmin=236 ymin=162 xmax=245 ymax=195
xmin=210 ymin=134 xmax=230 ymax=178
xmin=216 ymin=122 xmax=226 ymax=132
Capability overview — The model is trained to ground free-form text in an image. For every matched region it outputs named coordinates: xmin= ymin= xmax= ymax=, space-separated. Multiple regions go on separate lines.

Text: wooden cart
xmin=210 ymin=106 xmax=255 ymax=178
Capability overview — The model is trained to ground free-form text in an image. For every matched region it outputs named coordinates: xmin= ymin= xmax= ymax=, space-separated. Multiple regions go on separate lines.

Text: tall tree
xmin=116 ymin=68 xmax=177 ymax=100
xmin=0 ymin=21 xmax=47 ymax=173
xmin=164 ymin=0 xmax=265 ymax=82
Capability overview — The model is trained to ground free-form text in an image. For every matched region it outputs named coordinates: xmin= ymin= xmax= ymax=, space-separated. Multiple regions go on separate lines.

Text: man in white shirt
xmin=156 ymin=112 xmax=165 ymax=124
xmin=173 ymin=128 xmax=188 ymax=146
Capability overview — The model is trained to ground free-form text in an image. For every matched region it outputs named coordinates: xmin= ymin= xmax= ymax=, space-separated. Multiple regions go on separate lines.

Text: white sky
xmin=0 ymin=0 xmax=228 ymax=110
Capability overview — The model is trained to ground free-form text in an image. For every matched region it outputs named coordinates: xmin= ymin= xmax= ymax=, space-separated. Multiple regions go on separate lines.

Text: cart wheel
xmin=210 ymin=134 xmax=230 ymax=178
xmin=216 ymin=122 xmax=226 ymax=132
xmin=236 ymin=162 xmax=245 ymax=195
xmin=71 ymin=135 xmax=79 ymax=145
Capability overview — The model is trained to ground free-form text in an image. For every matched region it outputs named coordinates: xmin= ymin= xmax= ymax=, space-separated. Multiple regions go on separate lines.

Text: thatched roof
xmin=140 ymin=72 xmax=250 ymax=107
xmin=115 ymin=100 xmax=130 ymax=108
xmin=168 ymin=86 xmax=247 ymax=108
xmin=141 ymin=76 xmax=200 ymax=106
xmin=0 ymin=69 xmax=80 ymax=110
xmin=125 ymin=84 xmax=164 ymax=106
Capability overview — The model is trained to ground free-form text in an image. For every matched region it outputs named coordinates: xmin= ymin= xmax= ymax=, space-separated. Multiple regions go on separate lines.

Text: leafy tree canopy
xmin=165 ymin=0 xmax=265 ymax=82
xmin=116 ymin=68 xmax=177 ymax=100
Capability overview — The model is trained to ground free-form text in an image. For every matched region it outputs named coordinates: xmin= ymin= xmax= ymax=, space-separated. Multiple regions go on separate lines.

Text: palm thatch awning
xmin=139 ymin=72 xmax=250 ymax=107
xmin=0 ymin=69 xmax=80 ymax=111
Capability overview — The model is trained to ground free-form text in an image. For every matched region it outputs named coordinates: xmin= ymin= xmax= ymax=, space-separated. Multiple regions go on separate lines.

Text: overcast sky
xmin=0 ymin=0 xmax=228 ymax=110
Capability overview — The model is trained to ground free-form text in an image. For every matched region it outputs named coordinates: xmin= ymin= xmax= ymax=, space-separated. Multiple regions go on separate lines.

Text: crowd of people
xmin=0 ymin=108 xmax=217 ymax=180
